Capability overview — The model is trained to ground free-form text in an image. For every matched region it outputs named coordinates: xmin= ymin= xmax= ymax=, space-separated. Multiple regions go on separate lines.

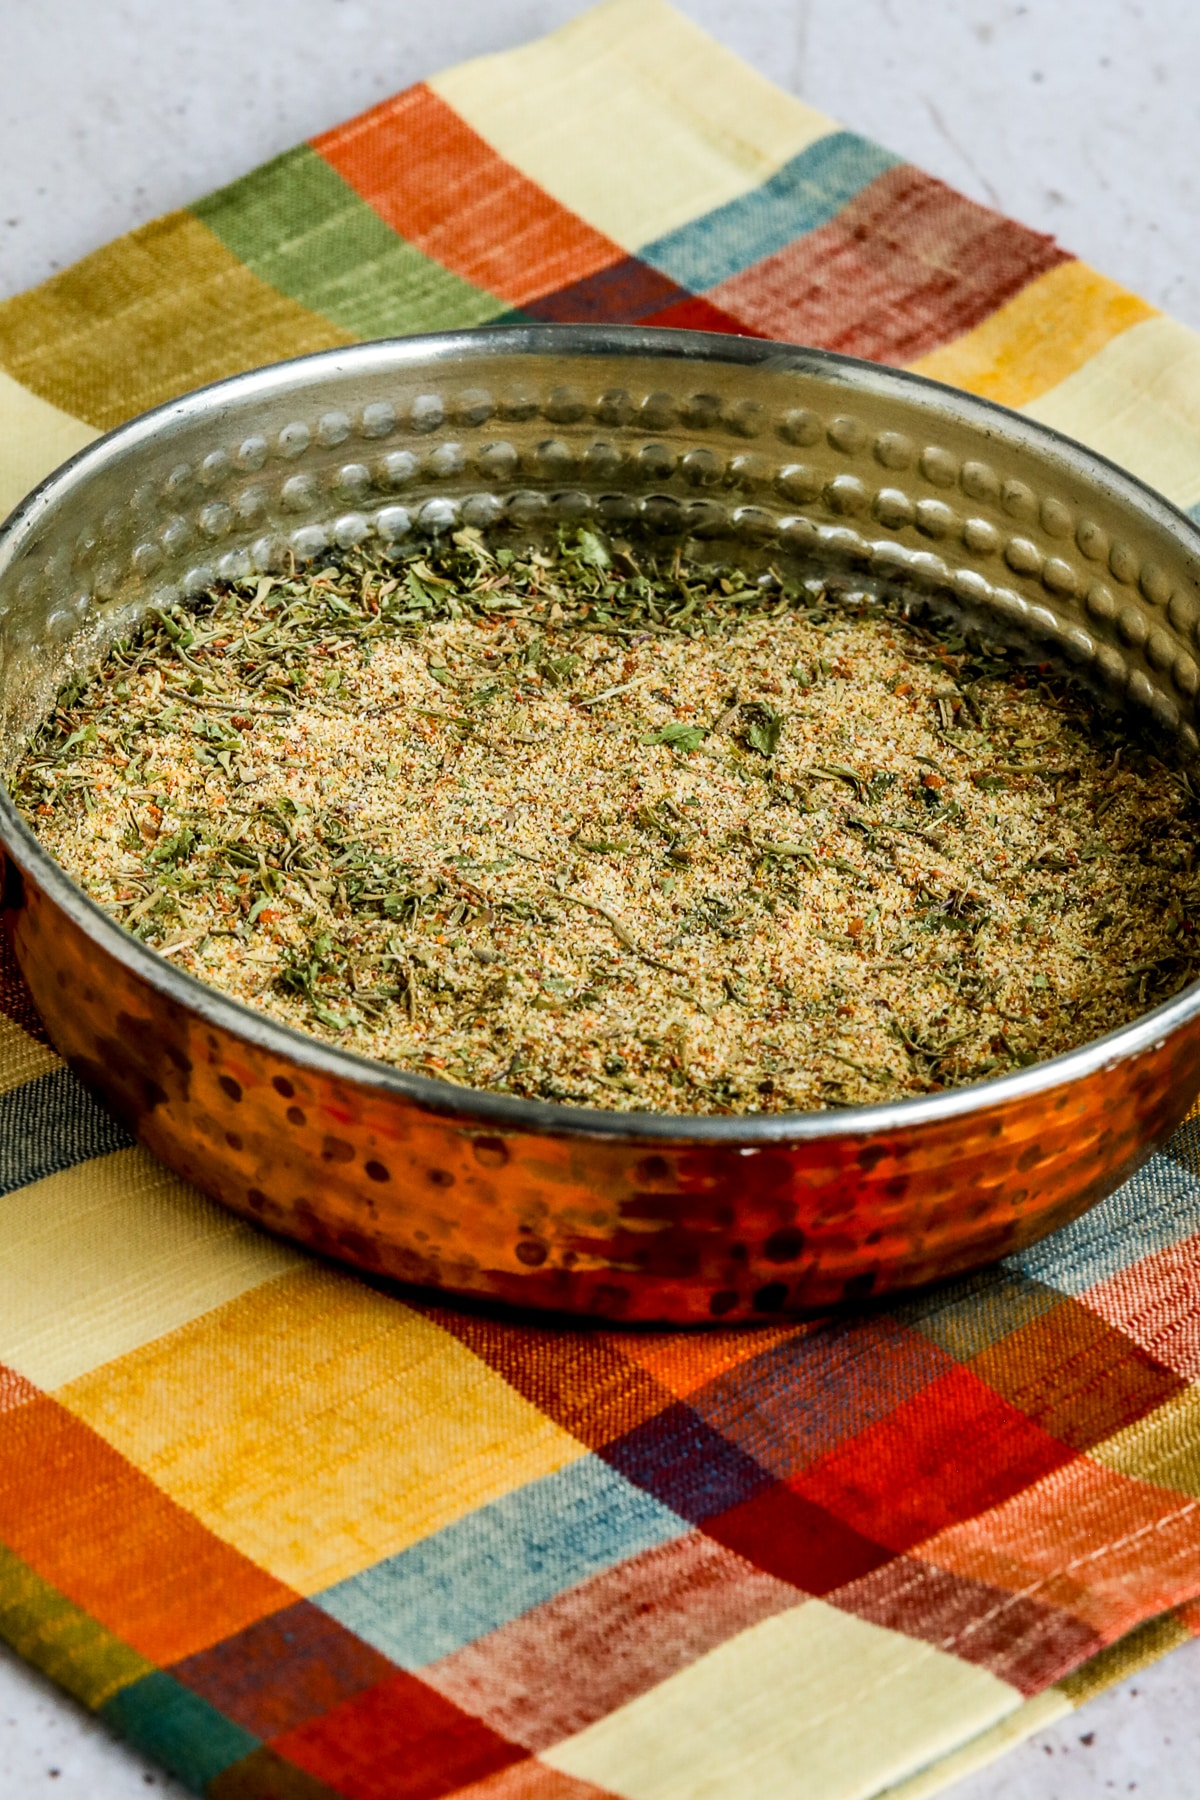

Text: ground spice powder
xmin=15 ymin=529 xmax=1200 ymax=1114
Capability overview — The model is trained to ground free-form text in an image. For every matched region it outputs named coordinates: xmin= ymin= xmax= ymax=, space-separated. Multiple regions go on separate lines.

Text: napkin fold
xmin=4 ymin=4 xmax=1200 ymax=1796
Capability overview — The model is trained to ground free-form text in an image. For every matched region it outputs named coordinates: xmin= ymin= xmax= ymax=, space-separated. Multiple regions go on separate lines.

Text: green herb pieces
xmin=15 ymin=527 xmax=1197 ymax=1116
xmin=743 ymin=703 xmax=785 ymax=757
xmin=642 ymin=723 xmax=709 ymax=753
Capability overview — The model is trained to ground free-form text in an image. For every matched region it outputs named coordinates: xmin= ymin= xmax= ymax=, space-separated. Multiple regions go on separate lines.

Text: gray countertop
xmin=2 ymin=2 xmax=1198 ymax=1794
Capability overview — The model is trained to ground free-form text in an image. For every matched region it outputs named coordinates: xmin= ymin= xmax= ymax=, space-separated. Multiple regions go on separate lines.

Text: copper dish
xmin=3 ymin=326 xmax=1200 ymax=1324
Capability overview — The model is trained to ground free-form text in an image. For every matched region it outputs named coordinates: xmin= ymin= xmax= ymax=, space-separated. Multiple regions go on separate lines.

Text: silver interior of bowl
xmin=4 ymin=327 xmax=1200 ymax=781
xmin=5 ymin=325 xmax=1200 ymax=1144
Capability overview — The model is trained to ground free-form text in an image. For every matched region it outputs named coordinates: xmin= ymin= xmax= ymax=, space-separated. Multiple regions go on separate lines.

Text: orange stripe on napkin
xmin=314 ymin=85 xmax=622 ymax=309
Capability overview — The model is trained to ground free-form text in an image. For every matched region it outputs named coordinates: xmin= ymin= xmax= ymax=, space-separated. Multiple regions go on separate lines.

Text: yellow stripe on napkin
xmin=431 ymin=0 xmax=834 ymax=251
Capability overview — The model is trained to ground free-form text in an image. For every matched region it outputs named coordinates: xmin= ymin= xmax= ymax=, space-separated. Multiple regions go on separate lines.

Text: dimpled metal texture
xmin=3 ymin=326 xmax=1200 ymax=1324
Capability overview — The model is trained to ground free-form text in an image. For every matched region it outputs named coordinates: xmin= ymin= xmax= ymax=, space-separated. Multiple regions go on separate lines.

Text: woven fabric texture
xmin=4 ymin=4 xmax=1200 ymax=1795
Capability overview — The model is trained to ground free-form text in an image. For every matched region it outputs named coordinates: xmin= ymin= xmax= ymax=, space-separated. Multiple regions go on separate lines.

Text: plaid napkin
xmin=4 ymin=4 xmax=1200 ymax=1795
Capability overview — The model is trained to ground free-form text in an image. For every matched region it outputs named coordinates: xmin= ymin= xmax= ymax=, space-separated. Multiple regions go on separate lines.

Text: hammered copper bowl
xmin=4 ymin=326 xmax=1200 ymax=1324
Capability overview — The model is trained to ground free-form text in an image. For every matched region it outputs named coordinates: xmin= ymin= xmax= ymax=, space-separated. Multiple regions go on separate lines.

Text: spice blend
xmin=14 ymin=529 xmax=1200 ymax=1114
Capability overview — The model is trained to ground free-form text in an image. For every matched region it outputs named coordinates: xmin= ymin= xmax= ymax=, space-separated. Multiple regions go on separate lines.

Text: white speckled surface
xmin=2 ymin=2 xmax=1198 ymax=1793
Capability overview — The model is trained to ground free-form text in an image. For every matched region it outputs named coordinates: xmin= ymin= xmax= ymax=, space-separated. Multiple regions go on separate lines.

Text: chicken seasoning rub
xmin=14 ymin=528 xmax=1200 ymax=1114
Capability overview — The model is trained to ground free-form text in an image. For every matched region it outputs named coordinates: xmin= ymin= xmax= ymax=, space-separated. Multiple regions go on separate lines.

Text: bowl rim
xmin=4 ymin=320 xmax=1200 ymax=1146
